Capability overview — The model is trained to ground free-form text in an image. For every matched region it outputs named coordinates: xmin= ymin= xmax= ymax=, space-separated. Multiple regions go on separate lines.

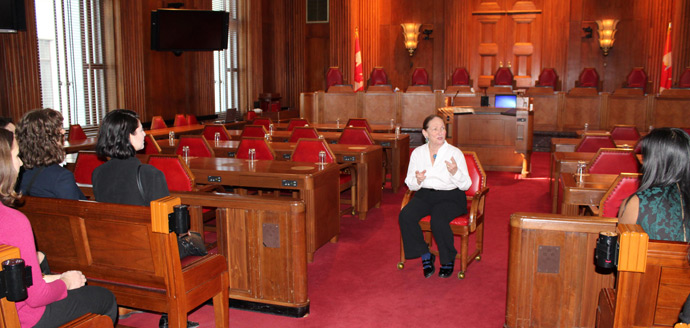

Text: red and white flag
xmin=660 ymin=23 xmax=672 ymax=92
xmin=354 ymin=28 xmax=364 ymax=92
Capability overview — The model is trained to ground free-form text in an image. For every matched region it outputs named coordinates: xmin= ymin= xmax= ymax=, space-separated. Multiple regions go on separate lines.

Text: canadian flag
xmin=354 ymin=28 xmax=364 ymax=92
xmin=660 ymin=23 xmax=672 ymax=92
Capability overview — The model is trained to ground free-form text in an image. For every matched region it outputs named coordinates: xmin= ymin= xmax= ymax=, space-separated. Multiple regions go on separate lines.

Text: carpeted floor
xmin=119 ymin=152 xmax=553 ymax=327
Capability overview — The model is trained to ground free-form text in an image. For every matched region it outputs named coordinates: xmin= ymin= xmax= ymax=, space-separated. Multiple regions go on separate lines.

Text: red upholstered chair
xmin=150 ymin=116 xmax=167 ymax=130
xmin=240 ymin=125 xmax=268 ymax=138
xmin=624 ymin=67 xmax=649 ymax=93
xmin=236 ymin=137 xmax=276 ymax=160
xmin=369 ymin=67 xmax=389 ymax=86
xmin=398 ymin=151 xmax=489 ymax=279
xmin=451 ymin=67 xmax=471 ymax=86
xmin=291 ymin=138 xmax=357 ymax=217
xmin=246 ymin=110 xmax=257 ymax=121
xmin=576 ymin=68 xmax=600 ymax=89
xmin=535 ymin=68 xmax=559 ymax=89
xmin=493 ymin=67 xmax=514 ymax=86
xmin=68 ymin=124 xmax=87 ymax=142
xmin=288 ymin=126 xmax=319 ymax=142
xmin=186 ymin=114 xmax=198 ymax=125
xmin=411 ymin=68 xmax=429 ymax=86
xmin=287 ymin=118 xmax=310 ymax=131
xmin=176 ymin=135 xmax=214 ymax=158
xmin=575 ymin=133 xmax=616 ymax=152
xmin=586 ymin=148 xmax=640 ymax=175
xmin=598 ymin=173 xmax=641 ymax=218
xmin=202 ymin=124 xmax=232 ymax=141
xmin=345 ymin=118 xmax=372 ymax=133
xmin=173 ymin=114 xmax=188 ymax=127
xmin=252 ymin=117 xmax=272 ymax=130
xmin=326 ymin=67 xmax=344 ymax=88
xmin=679 ymin=68 xmax=690 ymax=88
xmin=338 ymin=127 xmax=375 ymax=145
xmin=73 ymin=151 xmax=106 ymax=184
xmin=610 ymin=125 xmax=641 ymax=141
xmin=143 ymin=134 xmax=161 ymax=154
xmin=147 ymin=154 xmax=197 ymax=192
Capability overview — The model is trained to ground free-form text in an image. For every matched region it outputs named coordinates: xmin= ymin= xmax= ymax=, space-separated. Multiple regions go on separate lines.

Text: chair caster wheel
xmin=351 ymin=209 xmax=356 ymax=216
xmin=397 ymin=262 xmax=404 ymax=270
xmin=475 ymin=255 xmax=481 ymax=261
xmin=458 ymin=272 xmax=465 ymax=279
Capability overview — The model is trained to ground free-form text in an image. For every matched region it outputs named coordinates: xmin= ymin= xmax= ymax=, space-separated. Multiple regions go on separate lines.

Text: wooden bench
xmin=18 ymin=196 xmax=230 ymax=327
xmin=506 ymin=212 xmax=618 ymax=328
xmin=0 ymin=244 xmax=114 ymax=328
xmin=597 ymin=224 xmax=690 ymax=328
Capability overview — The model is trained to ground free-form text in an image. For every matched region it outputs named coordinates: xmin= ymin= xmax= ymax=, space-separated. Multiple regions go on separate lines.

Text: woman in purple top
xmin=0 ymin=129 xmax=117 ymax=327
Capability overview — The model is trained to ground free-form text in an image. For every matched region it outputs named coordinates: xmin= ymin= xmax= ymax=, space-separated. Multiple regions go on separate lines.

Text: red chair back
xmin=463 ymin=151 xmax=486 ymax=198
xmin=147 ymin=155 xmax=194 ymax=191
xmin=338 ymin=127 xmax=374 ymax=145
xmin=246 ymin=111 xmax=257 ymax=121
xmin=575 ymin=134 xmax=616 ymax=152
xmin=610 ymin=125 xmax=641 ymax=141
xmin=587 ymin=148 xmax=639 ymax=175
xmin=202 ymin=124 xmax=232 ymax=141
xmin=370 ymin=67 xmax=388 ymax=86
xmin=287 ymin=118 xmax=310 ymax=131
xmin=241 ymin=125 xmax=268 ymax=138
xmin=326 ymin=67 xmax=344 ymax=88
xmin=73 ymin=151 xmax=106 ymax=184
xmin=143 ymin=134 xmax=161 ymax=154
xmin=451 ymin=68 xmax=470 ymax=86
xmin=411 ymin=68 xmax=429 ymax=86
xmin=291 ymin=139 xmax=336 ymax=163
xmin=536 ymin=68 xmax=558 ymax=88
xmin=176 ymin=135 xmax=214 ymax=158
xmin=252 ymin=117 xmax=272 ymax=129
xmin=173 ymin=114 xmax=188 ymax=127
xmin=494 ymin=67 xmax=513 ymax=86
xmin=150 ymin=116 xmax=167 ymax=130
xmin=345 ymin=118 xmax=372 ymax=133
xmin=599 ymin=173 xmax=641 ymax=218
xmin=186 ymin=114 xmax=198 ymax=125
xmin=626 ymin=68 xmax=648 ymax=92
xmin=68 ymin=124 xmax=87 ymax=142
xmin=289 ymin=127 xmax=319 ymax=142
xmin=578 ymin=68 xmax=599 ymax=88
xmin=236 ymin=137 xmax=275 ymax=160
xmin=679 ymin=68 xmax=690 ymax=88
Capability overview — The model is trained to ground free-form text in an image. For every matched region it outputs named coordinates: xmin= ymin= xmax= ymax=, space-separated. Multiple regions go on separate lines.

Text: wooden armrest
xmin=467 ymin=187 xmax=490 ymax=230
xmin=401 ymin=190 xmax=415 ymax=210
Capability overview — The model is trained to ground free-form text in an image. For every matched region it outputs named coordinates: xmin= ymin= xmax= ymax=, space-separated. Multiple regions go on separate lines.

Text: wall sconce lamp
xmin=596 ymin=19 xmax=619 ymax=56
xmin=401 ymin=23 xmax=421 ymax=56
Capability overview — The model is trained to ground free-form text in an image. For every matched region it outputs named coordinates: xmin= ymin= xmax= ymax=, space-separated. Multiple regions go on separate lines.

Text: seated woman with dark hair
xmin=0 ymin=129 xmax=117 ymax=327
xmin=92 ymin=109 xmax=169 ymax=206
xmin=16 ymin=108 xmax=85 ymax=200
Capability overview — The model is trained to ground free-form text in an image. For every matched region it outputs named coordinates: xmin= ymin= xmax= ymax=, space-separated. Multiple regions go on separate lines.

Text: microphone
xmin=451 ymin=89 xmax=460 ymax=106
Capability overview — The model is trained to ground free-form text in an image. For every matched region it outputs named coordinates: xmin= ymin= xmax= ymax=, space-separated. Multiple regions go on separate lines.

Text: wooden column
xmin=356 ymin=0 xmax=381 ymax=83
xmin=329 ymin=0 xmax=353 ymax=85
xmin=444 ymin=0 xmax=472 ymax=88
xmin=673 ymin=0 xmax=690 ymax=83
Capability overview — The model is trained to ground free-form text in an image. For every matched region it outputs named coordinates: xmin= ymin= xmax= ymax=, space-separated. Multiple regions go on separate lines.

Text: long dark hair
xmin=638 ymin=128 xmax=690 ymax=228
xmin=96 ymin=109 xmax=140 ymax=159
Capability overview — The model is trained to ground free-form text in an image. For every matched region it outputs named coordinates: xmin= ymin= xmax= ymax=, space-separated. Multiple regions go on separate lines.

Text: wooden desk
xmin=438 ymin=106 xmax=533 ymax=175
xmin=187 ymin=157 xmax=340 ymax=262
xmin=159 ymin=140 xmax=383 ymax=219
xmin=273 ymin=122 xmax=395 ymax=133
xmin=550 ymin=138 xmax=638 ymax=153
xmin=550 ymin=152 xmax=596 ymax=213
xmin=146 ymin=124 xmax=206 ymax=139
xmin=63 ymin=137 xmax=97 ymax=153
xmin=227 ymin=131 xmax=410 ymax=193
xmin=559 ymin=173 xmax=617 ymax=215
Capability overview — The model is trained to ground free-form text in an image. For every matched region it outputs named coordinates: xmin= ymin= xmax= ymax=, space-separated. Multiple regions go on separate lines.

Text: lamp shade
xmin=401 ymin=23 xmax=421 ymax=56
xmin=596 ymin=19 xmax=619 ymax=56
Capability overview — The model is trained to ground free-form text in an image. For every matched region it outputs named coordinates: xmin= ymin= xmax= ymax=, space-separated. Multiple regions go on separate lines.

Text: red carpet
xmin=119 ymin=152 xmax=552 ymax=327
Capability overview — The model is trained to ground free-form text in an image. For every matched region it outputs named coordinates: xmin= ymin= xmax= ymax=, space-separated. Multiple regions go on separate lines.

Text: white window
xmin=212 ymin=0 xmax=239 ymax=114
xmin=35 ymin=0 xmax=108 ymax=127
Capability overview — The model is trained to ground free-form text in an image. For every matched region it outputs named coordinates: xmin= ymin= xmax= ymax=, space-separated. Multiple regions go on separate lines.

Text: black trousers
xmin=33 ymin=285 xmax=118 ymax=328
xmin=399 ymin=188 xmax=467 ymax=264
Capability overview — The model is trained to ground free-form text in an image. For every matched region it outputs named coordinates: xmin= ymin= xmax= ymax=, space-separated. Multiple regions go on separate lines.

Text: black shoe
xmin=159 ymin=314 xmax=200 ymax=328
xmin=422 ymin=253 xmax=435 ymax=278
xmin=439 ymin=262 xmax=454 ymax=278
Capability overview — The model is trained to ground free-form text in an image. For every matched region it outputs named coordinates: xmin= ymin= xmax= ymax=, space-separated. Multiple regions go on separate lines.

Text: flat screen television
xmin=0 ymin=0 xmax=26 ymax=33
xmin=494 ymin=94 xmax=517 ymax=109
xmin=151 ymin=9 xmax=229 ymax=52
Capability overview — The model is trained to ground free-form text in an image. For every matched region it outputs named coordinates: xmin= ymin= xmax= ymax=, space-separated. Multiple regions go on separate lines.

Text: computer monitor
xmin=494 ymin=94 xmax=517 ymax=108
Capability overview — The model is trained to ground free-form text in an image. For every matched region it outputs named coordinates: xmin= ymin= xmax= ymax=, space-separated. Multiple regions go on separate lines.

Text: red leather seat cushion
xmin=420 ymin=213 xmax=469 ymax=226
xmin=339 ymin=174 xmax=352 ymax=184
